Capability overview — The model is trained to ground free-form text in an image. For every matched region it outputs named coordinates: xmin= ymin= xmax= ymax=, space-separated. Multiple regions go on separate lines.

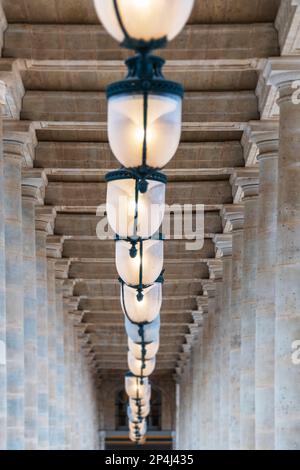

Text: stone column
xmin=35 ymin=207 xmax=55 ymax=449
xmin=55 ymin=279 xmax=65 ymax=449
xmin=207 ymin=261 xmax=223 ymax=450
xmin=64 ymin=311 xmax=72 ymax=450
xmin=272 ymin=76 xmax=300 ymax=449
xmin=22 ymin=176 xmax=45 ymax=450
xmin=214 ymin=234 xmax=233 ymax=450
xmin=232 ymin=170 xmax=260 ymax=450
xmin=0 ymin=80 xmax=6 ymax=450
xmin=3 ymin=141 xmax=25 ymax=450
xmin=195 ymin=297 xmax=208 ymax=450
xmin=222 ymin=205 xmax=244 ymax=450
xmin=201 ymin=284 xmax=216 ymax=450
xmin=246 ymin=128 xmax=278 ymax=450
xmin=47 ymin=259 xmax=58 ymax=449
xmin=190 ymin=310 xmax=203 ymax=450
xmin=175 ymin=379 xmax=180 ymax=450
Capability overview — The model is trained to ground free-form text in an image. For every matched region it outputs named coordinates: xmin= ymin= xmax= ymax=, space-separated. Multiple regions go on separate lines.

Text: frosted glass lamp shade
xmin=129 ymin=420 xmax=147 ymax=436
xmin=129 ymin=401 xmax=150 ymax=419
xmin=121 ymin=283 xmax=162 ymax=324
xmin=108 ymin=93 xmax=182 ymax=168
xmin=125 ymin=374 xmax=151 ymax=401
xmin=125 ymin=374 xmax=151 ymax=400
xmin=128 ymin=351 xmax=156 ymax=377
xmin=116 ymin=238 xmax=163 ymax=287
xmin=93 ymin=0 xmax=195 ymax=43
xmin=125 ymin=315 xmax=160 ymax=344
xmin=106 ymin=176 xmax=165 ymax=238
xmin=129 ymin=397 xmax=150 ymax=410
xmin=128 ymin=404 xmax=150 ymax=422
xmin=128 ymin=337 xmax=159 ymax=360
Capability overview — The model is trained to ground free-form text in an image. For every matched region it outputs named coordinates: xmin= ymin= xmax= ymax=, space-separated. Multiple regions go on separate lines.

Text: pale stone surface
xmin=275 ymin=80 xmax=300 ymax=450
xmin=0 ymin=80 xmax=6 ymax=450
xmin=4 ymin=147 xmax=24 ymax=450
xmin=222 ymin=205 xmax=244 ymax=450
xmin=1 ymin=0 xmax=300 ymax=452
xmin=255 ymin=134 xmax=278 ymax=450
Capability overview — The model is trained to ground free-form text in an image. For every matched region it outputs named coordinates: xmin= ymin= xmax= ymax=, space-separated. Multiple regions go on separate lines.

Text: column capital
xmin=221 ymin=204 xmax=244 ymax=233
xmin=64 ymin=298 xmax=80 ymax=314
xmin=0 ymin=80 xmax=6 ymax=107
xmin=242 ymin=121 xmax=279 ymax=166
xmin=0 ymin=60 xmax=25 ymax=119
xmin=196 ymin=295 xmax=208 ymax=314
xmin=46 ymin=235 xmax=65 ymax=259
xmin=192 ymin=310 xmax=204 ymax=326
xmin=55 ymin=259 xmax=71 ymax=280
xmin=35 ymin=206 xmax=56 ymax=235
xmin=62 ymin=279 xmax=76 ymax=298
xmin=22 ymin=171 xmax=47 ymax=205
xmin=230 ymin=169 xmax=260 ymax=203
xmin=207 ymin=259 xmax=223 ymax=281
xmin=4 ymin=130 xmax=37 ymax=168
xmin=213 ymin=233 xmax=233 ymax=258
xmin=257 ymin=57 xmax=300 ymax=118
xmin=201 ymin=280 xmax=216 ymax=298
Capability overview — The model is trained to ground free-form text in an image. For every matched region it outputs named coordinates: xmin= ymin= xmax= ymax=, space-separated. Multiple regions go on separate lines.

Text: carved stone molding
xmin=221 ymin=204 xmax=244 ymax=233
xmin=35 ymin=206 xmax=56 ymax=235
xmin=242 ymin=121 xmax=279 ymax=166
xmin=230 ymin=168 xmax=260 ymax=203
xmin=257 ymin=57 xmax=300 ymax=119
xmin=213 ymin=233 xmax=233 ymax=258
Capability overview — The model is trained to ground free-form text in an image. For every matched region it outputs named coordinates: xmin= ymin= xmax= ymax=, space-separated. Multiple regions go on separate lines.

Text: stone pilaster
xmin=63 ymin=311 xmax=72 ymax=450
xmin=214 ymin=234 xmax=233 ymax=450
xmin=47 ymin=258 xmax=58 ymax=449
xmin=272 ymin=75 xmax=300 ymax=449
xmin=35 ymin=207 xmax=55 ymax=449
xmin=232 ymin=170 xmax=260 ymax=450
xmin=55 ymin=279 xmax=66 ymax=449
xmin=222 ymin=205 xmax=244 ymax=450
xmin=201 ymin=282 xmax=216 ymax=449
xmin=207 ymin=261 xmax=223 ymax=450
xmin=243 ymin=124 xmax=279 ymax=450
xmin=22 ymin=175 xmax=45 ymax=450
xmin=0 ymin=80 xmax=6 ymax=450
xmin=3 ymin=140 xmax=25 ymax=449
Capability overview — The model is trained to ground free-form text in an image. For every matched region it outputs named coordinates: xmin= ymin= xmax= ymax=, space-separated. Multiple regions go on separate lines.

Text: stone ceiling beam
xmin=20 ymin=90 xmax=259 ymax=123
xmin=2 ymin=0 xmax=280 ymax=24
xmin=3 ymin=23 xmax=278 ymax=61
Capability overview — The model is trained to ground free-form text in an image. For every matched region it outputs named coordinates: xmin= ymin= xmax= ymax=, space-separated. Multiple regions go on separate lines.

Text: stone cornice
xmin=230 ymin=169 xmax=260 ymax=203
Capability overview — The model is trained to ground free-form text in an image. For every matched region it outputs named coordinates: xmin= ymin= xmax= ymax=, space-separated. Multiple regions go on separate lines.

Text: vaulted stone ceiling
xmin=0 ymin=0 xmax=284 ymax=385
